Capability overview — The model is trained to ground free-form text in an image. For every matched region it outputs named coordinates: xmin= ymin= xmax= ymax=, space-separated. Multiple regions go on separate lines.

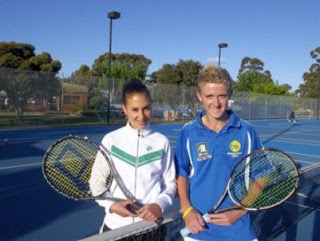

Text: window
xmin=64 ymin=96 xmax=80 ymax=104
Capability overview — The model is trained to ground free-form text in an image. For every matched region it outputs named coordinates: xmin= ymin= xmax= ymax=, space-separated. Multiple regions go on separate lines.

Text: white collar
xmin=125 ymin=122 xmax=152 ymax=137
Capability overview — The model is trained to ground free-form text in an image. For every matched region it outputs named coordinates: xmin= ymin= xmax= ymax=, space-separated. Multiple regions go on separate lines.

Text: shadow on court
xmin=0 ymin=126 xmax=125 ymax=240
xmin=262 ymin=124 xmax=298 ymax=145
xmin=0 ymin=166 xmax=100 ymax=240
xmin=0 ymin=140 xmax=45 ymax=160
xmin=252 ymin=163 xmax=320 ymax=241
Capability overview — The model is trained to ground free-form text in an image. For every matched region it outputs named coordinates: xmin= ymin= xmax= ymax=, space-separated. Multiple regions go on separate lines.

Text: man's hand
xmin=184 ymin=209 xmax=206 ymax=234
xmin=206 ymin=209 xmax=247 ymax=226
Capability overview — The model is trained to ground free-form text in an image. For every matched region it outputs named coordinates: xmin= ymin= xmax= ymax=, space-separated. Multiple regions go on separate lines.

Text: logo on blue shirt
xmin=196 ymin=142 xmax=211 ymax=161
xmin=228 ymin=140 xmax=242 ymax=157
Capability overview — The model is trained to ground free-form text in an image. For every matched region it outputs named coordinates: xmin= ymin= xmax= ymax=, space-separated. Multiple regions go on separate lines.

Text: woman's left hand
xmin=136 ymin=203 xmax=162 ymax=222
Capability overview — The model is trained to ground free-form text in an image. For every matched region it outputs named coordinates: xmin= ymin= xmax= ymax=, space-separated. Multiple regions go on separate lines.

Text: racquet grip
xmin=126 ymin=202 xmax=142 ymax=214
xmin=131 ymin=202 xmax=143 ymax=210
xmin=180 ymin=213 xmax=208 ymax=237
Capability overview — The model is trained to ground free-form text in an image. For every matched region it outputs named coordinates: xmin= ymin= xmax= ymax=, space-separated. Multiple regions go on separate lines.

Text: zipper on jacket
xmin=134 ymin=129 xmax=141 ymax=199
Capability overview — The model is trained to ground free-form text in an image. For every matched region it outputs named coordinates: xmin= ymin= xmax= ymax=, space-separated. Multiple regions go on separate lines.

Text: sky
xmin=1 ymin=0 xmax=319 ymax=91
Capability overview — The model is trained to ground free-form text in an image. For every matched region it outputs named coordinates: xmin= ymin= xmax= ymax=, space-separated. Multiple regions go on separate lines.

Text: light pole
xmin=218 ymin=43 xmax=228 ymax=67
xmin=317 ymin=69 xmax=320 ymax=120
xmin=107 ymin=11 xmax=120 ymax=125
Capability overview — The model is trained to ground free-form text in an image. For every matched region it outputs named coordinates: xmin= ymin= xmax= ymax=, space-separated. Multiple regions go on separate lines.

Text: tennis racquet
xmin=180 ymin=148 xmax=299 ymax=237
xmin=42 ymin=135 xmax=163 ymax=225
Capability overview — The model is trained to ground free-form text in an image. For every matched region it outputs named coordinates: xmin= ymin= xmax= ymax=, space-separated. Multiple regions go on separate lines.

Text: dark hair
xmin=122 ymin=79 xmax=151 ymax=105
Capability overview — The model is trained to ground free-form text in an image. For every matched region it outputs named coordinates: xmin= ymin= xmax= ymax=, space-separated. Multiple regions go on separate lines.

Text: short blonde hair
xmin=197 ymin=64 xmax=233 ymax=96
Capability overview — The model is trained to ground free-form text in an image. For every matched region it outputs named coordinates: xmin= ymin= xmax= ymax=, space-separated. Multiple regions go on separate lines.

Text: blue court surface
xmin=0 ymin=120 xmax=319 ymax=241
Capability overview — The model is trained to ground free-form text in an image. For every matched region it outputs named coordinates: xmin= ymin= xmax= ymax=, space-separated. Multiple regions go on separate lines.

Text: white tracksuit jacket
xmin=89 ymin=123 xmax=176 ymax=229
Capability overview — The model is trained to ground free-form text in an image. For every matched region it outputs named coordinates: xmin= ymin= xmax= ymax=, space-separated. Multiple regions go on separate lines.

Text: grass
xmin=0 ymin=111 xmax=127 ymax=129
xmin=0 ymin=111 xmax=185 ymax=130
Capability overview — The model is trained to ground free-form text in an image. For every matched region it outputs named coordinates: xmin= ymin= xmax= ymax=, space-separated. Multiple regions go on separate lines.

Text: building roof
xmin=63 ymin=82 xmax=88 ymax=93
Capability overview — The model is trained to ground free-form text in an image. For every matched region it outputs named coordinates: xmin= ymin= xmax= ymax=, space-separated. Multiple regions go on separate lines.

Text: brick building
xmin=25 ymin=82 xmax=88 ymax=112
xmin=56 ymin=82 xmax=88 ymax=112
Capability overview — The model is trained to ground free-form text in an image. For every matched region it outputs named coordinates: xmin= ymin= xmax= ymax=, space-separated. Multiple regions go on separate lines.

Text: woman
xmin=89 ymin=79 xmax=176 ymax=232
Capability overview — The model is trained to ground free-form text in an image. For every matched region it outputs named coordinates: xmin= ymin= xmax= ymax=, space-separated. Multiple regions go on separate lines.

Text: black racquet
xmin=42 ymin=135 xmax=163 ymax=225
xmin=180 ymin=148 xmax=299 ymax=237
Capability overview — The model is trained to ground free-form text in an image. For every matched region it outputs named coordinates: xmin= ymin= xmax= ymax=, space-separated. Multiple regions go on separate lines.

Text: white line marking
xmin=0 ymin=163 xmax=41 ymax=170
xmin=288 ymin=152 xmax=320 ymax=158
xmin=261 ymin=138 xmax=320 ymax=147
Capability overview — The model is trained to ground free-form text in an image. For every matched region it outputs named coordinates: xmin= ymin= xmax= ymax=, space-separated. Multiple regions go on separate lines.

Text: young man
xmin=175 ymin=64 xmax=262 ymax=241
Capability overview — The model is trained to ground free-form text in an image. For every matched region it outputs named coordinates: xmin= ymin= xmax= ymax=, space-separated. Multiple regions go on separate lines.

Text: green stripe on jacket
xmin=111 ymin=145 xmax=164 ymax=167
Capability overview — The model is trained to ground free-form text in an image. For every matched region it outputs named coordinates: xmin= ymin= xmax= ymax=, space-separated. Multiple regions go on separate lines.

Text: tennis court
xmin=0 ymin=119 xmax=319 ymax=241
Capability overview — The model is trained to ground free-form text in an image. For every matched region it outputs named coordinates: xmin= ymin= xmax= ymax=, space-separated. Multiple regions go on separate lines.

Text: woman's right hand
xmin=110 ymin=200 xmax=139 ymax=217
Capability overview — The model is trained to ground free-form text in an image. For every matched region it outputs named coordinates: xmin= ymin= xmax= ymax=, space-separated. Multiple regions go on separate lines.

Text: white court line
xmin=259 ymin=129 xmax=313 ymax=138
xmin=286 ymin=200 xmax=320 ymax=211
xmin=0 ymin=132 xmax=105 ymax=144
xmin=285 ymin=131 xmax=320 ymax=137
xmin=261 ymin=138 xmax=320 ymax=147
xmin=0 ymin=162 xmax=41 ymax=170
xmin=294 ymin=159 xmax=317 ymax=164
xmin=279 ymin=130 xmax=315 ymax=135
xmin=274 ymin=137 xmax=320 ymax=144
xmin=288 ymin=193 xmax=320 ymax=211
xmin=279 ymin=137 xmax=320 ymax=145
xmin=287 ymin=152 xmax=320 ymax=158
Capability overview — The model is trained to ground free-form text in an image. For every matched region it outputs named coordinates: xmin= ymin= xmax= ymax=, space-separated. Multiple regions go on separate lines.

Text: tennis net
xmin=81 ymin=162 xmax=320 ymax=241
xmin=80 ymin=209 xmax=183 ymax=241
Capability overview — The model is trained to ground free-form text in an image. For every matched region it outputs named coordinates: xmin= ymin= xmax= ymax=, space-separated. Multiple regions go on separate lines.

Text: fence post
xmin=317 ymin=70 xmax=320 ymax=120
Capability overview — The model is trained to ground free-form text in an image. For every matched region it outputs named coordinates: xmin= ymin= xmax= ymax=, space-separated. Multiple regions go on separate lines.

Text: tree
xmin=253 ymin=82 xmax=291 ymax=95
xmin=234 ymin=71 xmax=273 ymax=92
xmin=151 ymin=60 xmax=201 ymax=110
xmin=91 ymin=52 xmax=151 ymax=87
xmin=0 ymin=42 xmax=61 ymax=118
xmin=70 ymin=65 xmax=101 ymax=107
xmin=155 ymin=63 xmax=180 ymax=85
xmin=238 ymin=57 xmax=265 ymax=75
xmin=176 ymin=60 xmax=202 ymax=86
xmin=152 ymin=64 xmax=181 ymax=108
xmin=310 ymin=47 xmax=320 ymax=72
xmin=72 ymin=53 xmax=151 ymax=104
xmin=296 ymin=47 xmax=320 ymax=98
xmin=176 ymin=60 xmax=202 ymax=111
xmin=234 ymin=57 xmax=274 ymax=92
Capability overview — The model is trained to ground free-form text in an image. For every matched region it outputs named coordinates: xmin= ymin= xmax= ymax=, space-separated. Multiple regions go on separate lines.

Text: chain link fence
xmin=147 ymin=83 xmax=318 ymax=121
xmin=0 ymin=68 xmax=319 ymax=127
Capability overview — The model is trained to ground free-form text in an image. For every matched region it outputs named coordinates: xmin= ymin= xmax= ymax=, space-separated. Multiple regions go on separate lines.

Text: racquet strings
xmin=228 ymin=149 xmax=298 ymax=209
xmin=43 ymin=137 xmax=113 ymax=200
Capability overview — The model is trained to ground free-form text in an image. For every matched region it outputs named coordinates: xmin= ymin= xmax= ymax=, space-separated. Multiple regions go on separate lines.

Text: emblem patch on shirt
xmin=228 ymin=140 xmax=242 ymax=157
xmin=197 ymin=142 xmax=210 ymax=160
xmin=230 ymin=140 xmax=241 ymax=152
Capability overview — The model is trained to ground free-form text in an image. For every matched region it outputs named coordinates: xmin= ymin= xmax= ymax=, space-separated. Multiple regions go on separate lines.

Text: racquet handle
xmin=130 ymin=202 xmax=143 ymax=211
xmin=180 ymin=213 xmax=208 ymax=237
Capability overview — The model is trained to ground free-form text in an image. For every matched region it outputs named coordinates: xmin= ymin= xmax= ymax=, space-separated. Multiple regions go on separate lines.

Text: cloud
xmin=206 ymin=57 xmax=226 ymax=65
